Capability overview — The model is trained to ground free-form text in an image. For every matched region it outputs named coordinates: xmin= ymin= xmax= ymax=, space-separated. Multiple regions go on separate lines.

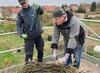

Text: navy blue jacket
xmin=16 ymin=5 xmax=44 ymax=38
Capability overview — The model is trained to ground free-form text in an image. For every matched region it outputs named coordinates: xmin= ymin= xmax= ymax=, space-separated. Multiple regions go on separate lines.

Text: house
xmin=0 ymin=6 xmax=21 ymax=19
xmin=96 ymin=2 xmax=100 ymax=14
xmin=0 ymin=7 xmax=2 ymax=19
xmin=87 ymin=11 xmax=97 ymax=18
xmin=80 ymin=3 xmax=90 ymax=12
xmin=85 ymin=6 xmax=90 ymax=12
xmin=41 ymin=5 xmax=57 ymax=11
xmin=0 ymin=7 xmax=10 ymax=19
xmin=69 ymin=4 xmax=79 ymax=11
xmin=96 ymin=2 xmax=100 ymax=10
xmin=64 ymin=7 xmax=70 ymax=11
xmin=10 ymin=6 xmax=21 ymax=19
xmin=0 ymin=5 xmax=57 ymax=19
xmin=10 ymin=5 xmax=57 ymax=19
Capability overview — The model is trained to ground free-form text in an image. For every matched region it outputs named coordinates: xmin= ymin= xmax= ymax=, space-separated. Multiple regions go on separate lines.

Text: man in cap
xmin=16 ymin=0 xmax=44 ymax=64
xmin=51 ymin=8 xmax=85 ymax=68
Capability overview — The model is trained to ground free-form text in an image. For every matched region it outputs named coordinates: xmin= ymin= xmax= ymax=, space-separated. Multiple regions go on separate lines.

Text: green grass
xmin=87 ymin=50 xmax=100 ymax=59
xmin=0 ymin=22 xmax=14 ymax=33
xmin=0 ymin=52 xmax=13 ymax=69
xmin=0 ymin=37 xmax=64 ymax=69
xmin=83 ymin=21 xmax=100 ymax=26
xmin=0 ymin=34 xmax=24 ymax=50
xmin=0 ymin=29 xmax=54 ymax=69
xmin=0 ymin=45 xmax=5 ymax=51
xmin=0 ymin=52 xmax=25 ymax=69
xmin=0 ymin=25 xmax=8 ymax=33
xmin=0 ymin=29 xmax=53 ymax=51
xmin=42 ymin=28 xmax=53 ymax=41
xmin=0 ymin=42 xmax=63 ymax=69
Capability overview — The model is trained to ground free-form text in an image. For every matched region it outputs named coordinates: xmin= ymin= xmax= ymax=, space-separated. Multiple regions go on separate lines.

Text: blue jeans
xmin=64 ymin=47 xmax=83 ymax=68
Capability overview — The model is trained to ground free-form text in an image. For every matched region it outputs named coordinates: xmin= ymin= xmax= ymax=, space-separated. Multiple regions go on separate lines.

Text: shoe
xmin=38 ymin=59 xmax=43 ymax=62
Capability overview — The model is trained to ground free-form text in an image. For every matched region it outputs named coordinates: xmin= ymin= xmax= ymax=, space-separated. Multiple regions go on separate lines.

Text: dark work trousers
xmin=24 ymin=35 xmax=44 ymax=63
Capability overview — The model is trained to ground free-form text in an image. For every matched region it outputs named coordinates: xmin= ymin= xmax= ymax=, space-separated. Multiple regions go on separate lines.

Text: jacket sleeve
xmin=51 ymin=24 xmax=60 ymax=49
xmin=67 ymin=17 xmax=81 ymax=49
xmin=37 ymin=6 xmax=44 ymax=15
xmin=16 ymin=12 xmax=24 ymax=37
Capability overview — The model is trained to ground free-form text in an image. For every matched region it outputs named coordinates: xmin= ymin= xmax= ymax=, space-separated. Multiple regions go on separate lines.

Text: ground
xmin=79 ymin=59 xmax=100 ymax=73
xmin=58 ymin=58 xmax=100 ymax=73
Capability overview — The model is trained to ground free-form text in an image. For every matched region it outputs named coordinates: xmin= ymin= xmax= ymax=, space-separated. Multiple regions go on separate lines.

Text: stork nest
xmin=18 ymin=62 xmax=80 ymax=73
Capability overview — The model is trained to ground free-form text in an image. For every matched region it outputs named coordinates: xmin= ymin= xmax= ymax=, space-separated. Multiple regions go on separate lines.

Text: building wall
xmin=74 ymin=13 xmax=86 ymax=19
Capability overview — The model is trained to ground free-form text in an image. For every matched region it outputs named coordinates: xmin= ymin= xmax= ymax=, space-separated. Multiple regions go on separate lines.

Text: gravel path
xmin=79 ymin=59 xmax=100 ymax=73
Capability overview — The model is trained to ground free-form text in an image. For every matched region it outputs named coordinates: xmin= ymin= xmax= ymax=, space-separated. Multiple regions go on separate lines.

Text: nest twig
xmin=18 ymin=62 xmax=79 ymax=73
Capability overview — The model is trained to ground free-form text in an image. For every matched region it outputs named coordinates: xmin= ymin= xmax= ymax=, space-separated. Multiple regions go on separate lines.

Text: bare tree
xmin=1 ymin=6 xmax=12 ymax=20
xmin=90 ymin=2 xmax=96 ymax=12
xmin=96 ymin=3 xmax=100 ymax=10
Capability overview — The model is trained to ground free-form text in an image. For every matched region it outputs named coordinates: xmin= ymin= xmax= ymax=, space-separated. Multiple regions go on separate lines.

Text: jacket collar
xmin=22 ymin=5 xmax=31 ymax=10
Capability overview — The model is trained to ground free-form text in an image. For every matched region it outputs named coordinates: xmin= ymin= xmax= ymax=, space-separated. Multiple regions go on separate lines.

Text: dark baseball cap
xmin=18 ymin=0 xmax=26 ymax=4
xmin=53 ymin=8 xmax=65 ymax=17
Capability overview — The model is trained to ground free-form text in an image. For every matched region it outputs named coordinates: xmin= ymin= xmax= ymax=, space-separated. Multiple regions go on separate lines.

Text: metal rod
xmin=0 ymin=27 xmax=53 ymax=36
xmin=80 ymin=19 xmax=100 ymax=23
xmin=87 ymin=36 xmax=100 ymax=42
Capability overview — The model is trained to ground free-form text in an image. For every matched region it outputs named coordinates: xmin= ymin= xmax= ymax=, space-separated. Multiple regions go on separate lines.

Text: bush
xmin=4 ymin=20 xmax=16 ymax=32
xmin=47 ymin=35 xmax=52 ymax=41
xmin=40 ymin=12 xmax=53 ymax=26
xmin=87 ymin=50 xmax=100 ymax=59
xmin=76 ymin=7 xmax=86 ymax=13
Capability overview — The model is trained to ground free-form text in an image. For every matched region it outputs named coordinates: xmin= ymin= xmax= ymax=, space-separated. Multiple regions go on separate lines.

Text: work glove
xmin=21 ymin=34 xmax=28 ymax=39
xmin=34 ymin=3 xmax=40 ymax=9
xmin=51 ymin=49 xmax=58 ymax=61
xmin=62 ymin=54 xmax=69 ymax=66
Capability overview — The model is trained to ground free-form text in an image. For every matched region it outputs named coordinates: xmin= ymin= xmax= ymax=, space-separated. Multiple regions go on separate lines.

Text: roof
xmin=10 ymin=7 xmax=21 ymax=13
xmin=41 ymin=6 xmax=57 ymax=11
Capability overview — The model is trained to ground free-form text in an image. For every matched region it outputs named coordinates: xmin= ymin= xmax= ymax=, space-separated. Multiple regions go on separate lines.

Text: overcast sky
xmin=0 ymin=0 xmax=100 ymax=6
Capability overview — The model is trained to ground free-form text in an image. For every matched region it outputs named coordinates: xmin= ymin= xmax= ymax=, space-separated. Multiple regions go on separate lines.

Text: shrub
xmin=47 ymin=35 xmax=52 ymax=41
xmin=40 ymin=12 xmax=53 ymax=26
xmin=76 ymin=7 xmax=86 ymax=13
xmin=4 ymin=20 xmax=16 ymax=32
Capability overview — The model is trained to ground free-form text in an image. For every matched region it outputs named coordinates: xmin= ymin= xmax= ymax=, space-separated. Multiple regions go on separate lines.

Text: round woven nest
xmin=18 ymin=62 xmax=79 ymax=73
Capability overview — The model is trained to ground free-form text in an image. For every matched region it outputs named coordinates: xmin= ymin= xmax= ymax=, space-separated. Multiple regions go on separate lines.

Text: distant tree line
xmin=90 ymin=2 xmax=96 ymax=12
xmin=61 ymin=1 xmax=97 ymax=13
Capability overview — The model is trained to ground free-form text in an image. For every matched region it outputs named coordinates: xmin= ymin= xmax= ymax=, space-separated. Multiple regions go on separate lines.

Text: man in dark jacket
xmin=16 ymin=0 xmax=44 ymax=63
xmin=51 ymin=8 xmax=85 ymax=68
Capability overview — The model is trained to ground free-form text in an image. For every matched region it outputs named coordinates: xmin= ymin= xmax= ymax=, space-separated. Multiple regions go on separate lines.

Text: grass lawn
xmin=83 ymin=21 xmax=100 ymax=26
xmin=0 ymin=28 xmax=53 ymax=50
xmin=0 ymin=24 xmax=8 ymax=33
xmin=0 ymin=28 xmax=56 ymax=69
xmin=0 ymin=34 xmax=24 ymax=50
xmin=0 ymin=41 xmax=64 ymax=69
xmin=87 ymin=50 xmax=100 ymax=59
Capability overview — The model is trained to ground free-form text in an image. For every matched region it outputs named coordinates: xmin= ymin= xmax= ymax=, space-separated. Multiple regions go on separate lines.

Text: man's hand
xmin=51 ymin=49 xmax=58 ymax=61
xmin=62 ymin=53 xmax=70 ymax=66
xmin=51 ymin=54 xmax=58 ymax=61
xmin=21 ymin=34 xmax=28 ymax=38
xmin=34 ymin=4 xmax=40 ymax=9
